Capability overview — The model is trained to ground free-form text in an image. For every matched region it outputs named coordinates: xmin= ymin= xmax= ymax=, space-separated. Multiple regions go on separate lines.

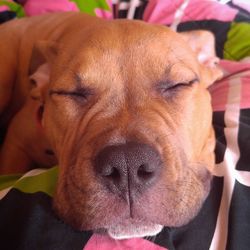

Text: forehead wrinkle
xmin=162 ymin=61 xmax=198 ymax=82
xmin=169 ymin=41 xmax=198 ymax=66
xmin=165 ymin=46 xmax=199 ymax=77
xmin=85 ymin=22 xmax=168 ymax=56
xmin=57 ymin=23 xmax=195 ymax=94
xmin=63 ymin=46 xmax=117 ymax=90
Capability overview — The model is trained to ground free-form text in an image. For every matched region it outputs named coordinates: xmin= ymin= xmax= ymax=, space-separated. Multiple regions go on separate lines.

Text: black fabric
xmin=0 ymin=11 xmax=16 ymax=24
xmin=153 ymin=177 xmax=223 ymax=250
xmin=112 ymin=0 xmax=148 ymax=19
xmin=0 ymin=189 xmax=92 ymax=250
xmin=0 ymin=127 xmax=6 ymax=145
xmin=133 ymin=1 xmax=148 ymax=20
xmin=236 ymin=109 xmax=250 ymax=171
xmin=213 ymin=111 xmax=227 ymax=164
xmin=14 ymin=0 xmax=28 ymax=4
xmin=112 ymin=3 xmax=117 ymax=19
xmin=116 ymin=9 xmax=128 ymax=19
xmin=152 ymin=227 xmax=175 ymax=250
xmin=177 ymin=20 xmax=231 ymax=59
xmin=227 ymin=181 xmax=250 ymax=250
xmin=234 ymin=11 xmax=250 ymax=22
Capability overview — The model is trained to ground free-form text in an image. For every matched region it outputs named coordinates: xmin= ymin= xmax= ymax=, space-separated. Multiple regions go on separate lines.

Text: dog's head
xmin=29 ymin=18 xmax=222 ymax=239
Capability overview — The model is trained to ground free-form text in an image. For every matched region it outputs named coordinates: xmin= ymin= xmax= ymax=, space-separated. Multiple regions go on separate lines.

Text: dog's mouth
xmin=54 ymin=162 xmax=212 ymax=239
xmin=95 ymin=219 xmax=163 ymax=239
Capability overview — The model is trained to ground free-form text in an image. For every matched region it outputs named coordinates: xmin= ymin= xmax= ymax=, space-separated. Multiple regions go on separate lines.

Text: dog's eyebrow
xmin=49 ymin=74 xmax=93 ymax=97
xmin=74 ymin=73 xmax=85 ymax=88
xmin=162 ymin=62 xmax=199 ymax=83
xmin=49 ymin=69 xmax=94 ymax=97
xmin=164 ymin=59 xmax=199 ymax=78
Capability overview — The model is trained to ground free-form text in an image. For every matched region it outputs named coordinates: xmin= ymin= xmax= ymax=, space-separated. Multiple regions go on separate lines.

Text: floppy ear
xmin=29 ymin=41 xmax=58 ymax=102
xmin=29 ymin=63 xmax=50 ymax=101
xmin=29 ymin=41 xmax=58 ymax=75
xmin=179 ymin=30 xmax=223 ymax=87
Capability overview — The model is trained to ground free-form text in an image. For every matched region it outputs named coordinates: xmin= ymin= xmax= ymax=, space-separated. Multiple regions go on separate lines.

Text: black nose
xmin=94 ymin=142 xmax=162 ymax=200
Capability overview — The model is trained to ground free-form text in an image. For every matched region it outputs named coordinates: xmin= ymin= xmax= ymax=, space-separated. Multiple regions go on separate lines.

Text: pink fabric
xmin=182 ymin=0 xmax=237 ymax=23
xmin=210 ymin=60 xmax=250 ymax=111
xmin=209 ymin=59 xmax=250 ymax=249
xmin=95 ymin=8 xmax=112 ymax=19
xmin=95 ymin=0 xmax=112 ymax=19
xmin=240 ymin=73 xmax=250 ymax=109
xmin=144 ymin=0 xmax=183 ymax=24
xmin=144 ymin=0 xmax=237 ymax=24
xmin=24 ymin=0 xmax=113 ymax=18
xmin=209 ymin=78 xmax=229 ymax=112
xmin=0 ymin=0 xmax=238 ymax=22
xmin=233 ymin=0 xmax=250 ymax=12
xmin=24 ymin=0 xmax=78 ymax=16
xmin=0 ymin=6 xmax=9 ymax=11
xmin=84 ymin=234 xmax=167 ymax=250
xmin=0 ymin=0 xmax=12 ymax=12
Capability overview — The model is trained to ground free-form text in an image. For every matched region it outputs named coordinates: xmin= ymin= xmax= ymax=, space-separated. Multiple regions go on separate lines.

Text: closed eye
xmin=158 ymin=78 xmax=199 ymax=93
xmin=49 ymin=88 xmax=93 ymax=101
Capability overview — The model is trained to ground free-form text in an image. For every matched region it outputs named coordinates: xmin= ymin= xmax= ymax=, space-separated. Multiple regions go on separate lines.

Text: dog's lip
xmin=95 ymin=219 xmax=163 ymax=239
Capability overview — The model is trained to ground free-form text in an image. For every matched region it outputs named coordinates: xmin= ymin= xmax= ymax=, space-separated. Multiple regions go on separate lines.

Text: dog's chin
xmin=96 ymin=219 xmax=163 ymax=240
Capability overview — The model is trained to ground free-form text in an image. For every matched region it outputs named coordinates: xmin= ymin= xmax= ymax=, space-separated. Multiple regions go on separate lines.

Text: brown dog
xmin=0 ymin=12 xmax=222 ymax=239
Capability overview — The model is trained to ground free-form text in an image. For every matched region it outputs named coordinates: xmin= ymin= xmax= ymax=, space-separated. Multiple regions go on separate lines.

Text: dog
xmin=0 ymin=12 xmax=222 ymax=239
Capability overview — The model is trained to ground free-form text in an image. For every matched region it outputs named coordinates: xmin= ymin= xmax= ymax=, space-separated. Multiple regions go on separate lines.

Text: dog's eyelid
xmin=189 ymin=77 xmax=199 ymax=84
xmin=176 ymin=76 xmax=199 ymax=85
xmin=49 ymin=88 xmax=93 ymax=98
xmin=173 ymin=76 xmax=200 ymax=86
xmin=157 ymin=77 xmax=199 ymax=90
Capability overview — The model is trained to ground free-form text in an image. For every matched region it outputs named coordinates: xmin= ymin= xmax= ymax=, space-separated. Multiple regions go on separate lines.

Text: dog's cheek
xmin=198 ymin=127 xmax=216 ymax=173
xmin=184 ymin=88 xmax=213 ymax=162
xmin=180 ymin=88 xmax=215 ymax=191
xmin=42 ymin=101 xmax=68 ymax=157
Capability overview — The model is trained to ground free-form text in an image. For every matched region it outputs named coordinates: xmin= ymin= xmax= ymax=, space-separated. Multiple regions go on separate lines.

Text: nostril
xmin=137 ymin=164 xmax=155 ymax=181
xmin=102 ymin=166 xmax=121 ymax=181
